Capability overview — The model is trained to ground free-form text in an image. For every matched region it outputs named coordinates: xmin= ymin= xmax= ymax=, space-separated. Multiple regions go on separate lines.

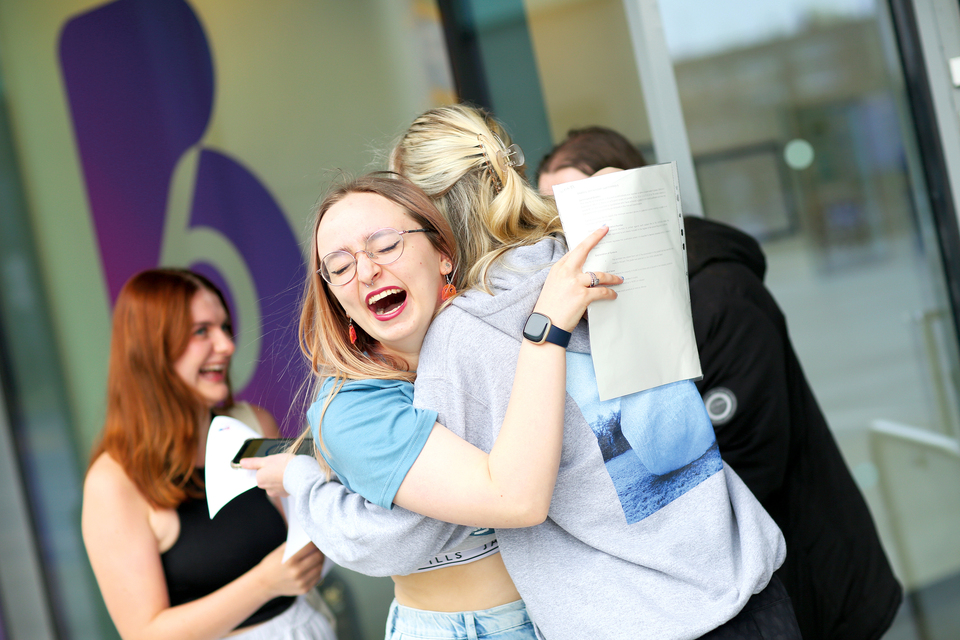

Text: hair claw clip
xmin=494 ymin=134 xmax=525 ymax=168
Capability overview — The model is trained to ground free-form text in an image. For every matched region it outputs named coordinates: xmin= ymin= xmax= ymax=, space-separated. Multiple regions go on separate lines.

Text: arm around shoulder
xmin=285 ymin=454 xmax=463 ymax=576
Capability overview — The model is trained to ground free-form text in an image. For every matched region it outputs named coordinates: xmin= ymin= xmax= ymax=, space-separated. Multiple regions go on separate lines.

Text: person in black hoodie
xmin=538 ymin=127 xmax=903 ymax=640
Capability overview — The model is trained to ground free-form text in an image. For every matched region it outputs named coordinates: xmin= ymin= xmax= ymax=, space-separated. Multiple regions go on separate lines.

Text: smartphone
xmin=230 ymin=437 xmax=314 ymax=468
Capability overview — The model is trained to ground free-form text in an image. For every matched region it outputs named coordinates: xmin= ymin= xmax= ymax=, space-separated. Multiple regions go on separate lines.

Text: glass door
xmin=496 ymin=0 xmax=960 ymax=637
xmin=656 ymin=1 xmax=960 ymax=637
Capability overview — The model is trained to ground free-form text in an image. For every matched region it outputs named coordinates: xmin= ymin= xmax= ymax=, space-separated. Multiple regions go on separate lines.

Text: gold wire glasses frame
xmin=317 ymin=228 xmax=432 ymax=286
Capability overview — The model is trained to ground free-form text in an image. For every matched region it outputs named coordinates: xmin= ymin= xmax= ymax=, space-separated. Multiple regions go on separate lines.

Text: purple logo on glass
xmin=59 ymin=0 xmax=306 ymax=430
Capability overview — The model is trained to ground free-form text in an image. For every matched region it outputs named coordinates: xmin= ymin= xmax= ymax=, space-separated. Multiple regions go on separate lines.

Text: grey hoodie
xmin=285 ymin=238 xmax=784 ymax=640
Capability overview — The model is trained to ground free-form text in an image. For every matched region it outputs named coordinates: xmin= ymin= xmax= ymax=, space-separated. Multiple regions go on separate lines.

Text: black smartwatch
xmin=522 ymin=312 xmax=571 ymax=348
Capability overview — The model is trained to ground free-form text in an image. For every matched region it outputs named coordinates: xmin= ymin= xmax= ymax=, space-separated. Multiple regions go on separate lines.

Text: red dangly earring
xmin=441 ymin=269 xmax=457 ymax=301
xmin=348 ymin=318 xmax=357 ymax=345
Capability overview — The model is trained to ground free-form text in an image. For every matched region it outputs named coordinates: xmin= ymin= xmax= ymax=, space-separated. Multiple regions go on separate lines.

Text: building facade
xmin=1 ymin=1 xmax=959 ymax=638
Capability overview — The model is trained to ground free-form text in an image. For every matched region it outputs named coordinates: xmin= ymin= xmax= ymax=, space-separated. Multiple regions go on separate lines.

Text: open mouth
xmin=199 ymin=364 xmax=226 ymax=378
xmin=367 ymin=288 xmax=407 ymax=316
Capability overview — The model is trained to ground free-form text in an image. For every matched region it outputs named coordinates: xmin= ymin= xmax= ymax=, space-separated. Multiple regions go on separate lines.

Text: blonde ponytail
xmin=391 ymin=104 xmax=565 ymax=293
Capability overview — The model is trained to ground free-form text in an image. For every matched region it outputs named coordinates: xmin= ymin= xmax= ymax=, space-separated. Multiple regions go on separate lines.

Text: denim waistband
xmin=386 ymin=598 xmax=534 ymax=640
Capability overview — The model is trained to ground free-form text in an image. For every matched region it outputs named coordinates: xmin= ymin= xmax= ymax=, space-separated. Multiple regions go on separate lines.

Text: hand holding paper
xmin=204 ymin=416 xmax=259 ymax=518
xmin=204 ymin=416 xmax=311 ymax=562
xmin=553 ymin=162 xmax=702 ymax=400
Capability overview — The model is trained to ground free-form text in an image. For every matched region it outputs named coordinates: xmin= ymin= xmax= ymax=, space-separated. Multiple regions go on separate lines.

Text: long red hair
xmin=90 ymin=269 xmax=234 ymax=509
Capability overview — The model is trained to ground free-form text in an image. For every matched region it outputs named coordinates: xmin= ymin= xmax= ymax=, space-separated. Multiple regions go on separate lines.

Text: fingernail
xmin=620 ymin=276 xmax=625 ymax=282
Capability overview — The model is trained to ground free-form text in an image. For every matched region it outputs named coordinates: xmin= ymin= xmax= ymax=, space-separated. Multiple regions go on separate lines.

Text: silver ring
xmin=587 ymin=272 xmax=599 ymax=288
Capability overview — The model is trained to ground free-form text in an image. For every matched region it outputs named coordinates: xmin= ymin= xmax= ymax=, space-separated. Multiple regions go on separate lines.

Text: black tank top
xmin=160 ymin=475 xmax=295 ymax=629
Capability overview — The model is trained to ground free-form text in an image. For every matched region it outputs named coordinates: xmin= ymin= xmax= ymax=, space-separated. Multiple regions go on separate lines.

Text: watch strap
xmin=544 ymin=323 xmax=572 ymax=348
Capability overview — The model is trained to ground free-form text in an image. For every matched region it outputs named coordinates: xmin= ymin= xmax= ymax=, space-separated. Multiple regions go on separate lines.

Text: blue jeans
xmin=385 ymin=599 xmax=536 ymax=640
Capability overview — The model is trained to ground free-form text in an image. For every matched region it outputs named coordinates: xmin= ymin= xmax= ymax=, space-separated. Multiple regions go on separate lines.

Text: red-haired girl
xmin=82 ymin=269 xmax=335 ymax=640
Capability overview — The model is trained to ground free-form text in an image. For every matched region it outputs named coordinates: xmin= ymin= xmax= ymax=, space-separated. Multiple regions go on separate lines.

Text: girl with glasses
xmin=245 ymin=173 xmax=619 ymax=639
xmin=255 ymin=105 xmax=798 ymax=640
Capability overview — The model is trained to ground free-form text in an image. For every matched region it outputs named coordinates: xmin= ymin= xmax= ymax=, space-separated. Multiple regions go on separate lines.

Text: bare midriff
xmin=391 ymin=553 xmax=521 ymax=612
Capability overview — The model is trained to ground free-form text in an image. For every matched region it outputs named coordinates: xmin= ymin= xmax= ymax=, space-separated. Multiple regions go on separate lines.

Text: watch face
xmin=523 ymin=313 xmax=550 ymax=342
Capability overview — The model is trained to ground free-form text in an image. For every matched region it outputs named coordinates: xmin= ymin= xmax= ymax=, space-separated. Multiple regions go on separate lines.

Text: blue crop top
xmin=307 ymin=377 xmax=437 ymax=509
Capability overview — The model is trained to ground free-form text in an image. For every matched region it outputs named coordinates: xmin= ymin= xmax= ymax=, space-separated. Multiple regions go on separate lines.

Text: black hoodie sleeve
xmin=690 ymin=263 xmax=792 ymax=502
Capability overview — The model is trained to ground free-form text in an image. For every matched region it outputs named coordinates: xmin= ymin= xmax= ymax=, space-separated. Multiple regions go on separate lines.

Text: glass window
xmin=658 ymin=0 xmax=960 ymax=636
xmin=473 ymin=0 xmax=960 ymax=636
xmin=526 ymin=0 xmax=653 ymax=160
xmin=0 ymin=2 xmax=455 ymax=639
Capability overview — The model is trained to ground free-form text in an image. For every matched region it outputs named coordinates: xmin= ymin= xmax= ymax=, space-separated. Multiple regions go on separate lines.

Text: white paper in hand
xmin=554 ymin=162 xmax=702 ymax=400
xmin=206 ymin=416 xmax=317 ymax=564
xmin=280 ymin=496 xmax=312 ymax=562
xmin=204 ymin=415 xmax=259 ymax=518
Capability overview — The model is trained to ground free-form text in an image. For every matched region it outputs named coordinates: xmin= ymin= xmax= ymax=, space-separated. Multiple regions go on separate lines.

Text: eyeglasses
xmin=317 ymin=228 xmax=432 ymax=286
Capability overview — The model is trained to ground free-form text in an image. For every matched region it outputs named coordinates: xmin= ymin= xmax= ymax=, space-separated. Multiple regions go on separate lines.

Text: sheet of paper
xmin=553 ymin=162 xmax=702 ymax=400
xmin=280 ymin=495 xmax=312 ymax=562
xmin=205 ymin=416 xmax=311 ymax=562
xmin=205 ymin=416 xmax=259 ymax=518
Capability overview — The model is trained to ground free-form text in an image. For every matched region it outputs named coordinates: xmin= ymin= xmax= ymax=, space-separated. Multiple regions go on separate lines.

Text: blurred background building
xmin=1 ymin=1 xmax=959 ymax=638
